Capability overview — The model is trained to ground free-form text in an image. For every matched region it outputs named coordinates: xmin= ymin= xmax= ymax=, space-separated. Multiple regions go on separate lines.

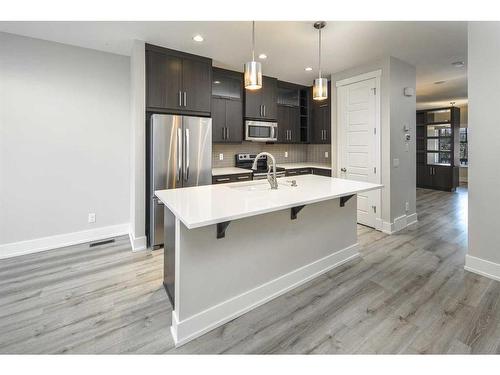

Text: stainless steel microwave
xmin=245 ymin=120 xmax=278 ymax=142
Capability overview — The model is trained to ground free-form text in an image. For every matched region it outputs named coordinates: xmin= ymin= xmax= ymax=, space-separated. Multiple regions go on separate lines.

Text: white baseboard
xmin=382 ymin=212 xmax=418 ymax=235
xmin=465 ymin=255 xmax=500 ymax=282
xmin=0 ymin=223 xmax=130 ymax=260
xmin=171 ymin=243 xmax=359 ymax=347
xmin=129 ymin=231 xmax=147 ymax=252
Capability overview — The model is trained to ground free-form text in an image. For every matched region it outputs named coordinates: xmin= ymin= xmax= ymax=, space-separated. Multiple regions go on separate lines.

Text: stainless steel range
xmin=235 ymin=153 xmax=286 ymax=180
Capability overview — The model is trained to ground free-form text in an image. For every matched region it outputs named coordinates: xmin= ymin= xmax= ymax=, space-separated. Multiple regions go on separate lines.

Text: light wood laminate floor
xmin=2 ymin=186 xmax=499 ymax=354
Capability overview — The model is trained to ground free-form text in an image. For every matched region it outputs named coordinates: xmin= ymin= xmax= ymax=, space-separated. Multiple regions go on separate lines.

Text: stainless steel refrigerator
xmin=149 ymin=114 xmax=212 ymax=248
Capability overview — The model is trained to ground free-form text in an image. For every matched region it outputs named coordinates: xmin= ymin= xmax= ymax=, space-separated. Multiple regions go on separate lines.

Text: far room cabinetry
xmin=416 ymin=107 xmax=460 ymax=191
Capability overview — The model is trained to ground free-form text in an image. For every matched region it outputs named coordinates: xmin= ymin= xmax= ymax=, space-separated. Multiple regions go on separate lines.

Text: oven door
xmin=245 ymin=121 xmax=277 ymax=142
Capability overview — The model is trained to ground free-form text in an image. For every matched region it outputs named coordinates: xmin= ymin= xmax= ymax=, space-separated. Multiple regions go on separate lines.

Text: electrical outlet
xmin=88 ymin=213 xmax=96 ymax=223
xmin=219 ymin=153 xmax=223 ymax=161
xmin=285 ymin=151 xmax=288 ymax=158
xmin=393 ymin=158 xmax=400 ymax=167
xmin=405 ymin=201 xmax=410 ymax=212
xmin=324 ymin=151 xmax=329 ymax=158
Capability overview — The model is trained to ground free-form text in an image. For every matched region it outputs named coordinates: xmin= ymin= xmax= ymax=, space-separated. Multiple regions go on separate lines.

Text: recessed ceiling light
xmin=193 ymin=35 xmax=204 ymax=42
xmin=213 ymin=80 xmax=221 ymax=84
xmin=434 ymin=80 xmax=446 ymax=85
xmin=258 ymin=53 xmax=267 ymax=59
xmin=305 ymin=67 xmax=313 ymax=71
xmin=451 ymin=61 xmax=465 ymax=68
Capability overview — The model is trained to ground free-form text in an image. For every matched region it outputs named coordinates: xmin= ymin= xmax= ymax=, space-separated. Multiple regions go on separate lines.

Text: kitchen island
xmin=155 ymin=175 xmax=382 ymax=346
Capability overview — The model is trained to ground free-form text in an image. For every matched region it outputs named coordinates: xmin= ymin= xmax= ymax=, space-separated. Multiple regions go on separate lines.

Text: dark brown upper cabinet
xmin=146 ymin=44 xmax=212 ymax=116
xmin=211 ymin=68 xmax=243 ymax=143
xmin=244 ymin=76 xmax=278 ymax=121
xmin=276 ymin=81 xmax=303 ymax=144
xmin=277 ymin=105 xmax=300 ymax=143
xmin=310 ymin=81 xmax=331 ymax=144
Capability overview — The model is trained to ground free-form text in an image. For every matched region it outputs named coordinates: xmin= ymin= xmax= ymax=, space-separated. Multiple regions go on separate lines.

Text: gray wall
xmin=389 ymin=57 xmax=417 ymax=222
xmin=0 ymin=32 xmax=131 ymax=246
xmin=468 ymin=23 xmax=500 ymax=264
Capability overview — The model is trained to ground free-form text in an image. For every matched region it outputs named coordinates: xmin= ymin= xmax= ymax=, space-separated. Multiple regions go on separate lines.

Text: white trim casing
xmin=171 ymin=244 xmax=359 ymax=347
xmin=335 ymin=69 xmax=382 ymax=87
xmin=128 ymin=231 xmax=147 ymax=252
xmin=465 ymin=255 xmax=500 ymax=282
xmin=381 ymin=213 xmax=418 ymax=234
xmin=336 ymin=69 xmax=382 ymax=230
xmin=0 ymin=223 xmax=130 ymax=259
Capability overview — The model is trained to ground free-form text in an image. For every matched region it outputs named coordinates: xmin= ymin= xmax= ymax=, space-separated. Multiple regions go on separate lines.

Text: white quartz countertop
xmin=277 ymin=162 xmax=332 ymax=170
xmin=212 ymin=167 xmax=253 ymax=176
xmin=155 ymin=175 xmax=382 ymax=229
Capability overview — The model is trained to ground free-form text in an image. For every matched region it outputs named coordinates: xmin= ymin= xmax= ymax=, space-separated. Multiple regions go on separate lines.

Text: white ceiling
xmin=0 ymin=21 xmax=467 ymax=106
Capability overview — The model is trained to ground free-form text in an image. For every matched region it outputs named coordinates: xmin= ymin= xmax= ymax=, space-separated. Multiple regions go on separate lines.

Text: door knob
xmin=341 ymin=168 xmax=347 ymax=172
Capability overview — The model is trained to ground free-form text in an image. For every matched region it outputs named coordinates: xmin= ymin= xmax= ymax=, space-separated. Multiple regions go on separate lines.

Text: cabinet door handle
xmin=178 ymin=91 xmax=182 ymax=107
xmin=259 ymin=105 xmax=263 ymax=117
xmin=263 ymin=105 xmax=266 ymax=117
xmin=227 ymin=127 xmax=230 ymax=140
xmin=237 ymin=175 xmax=250 ymax=180
xmin=183 ymin=92 xmax=187 ymax=107
xmin=341 ymin=168 xmax=347 ymax=172
xmin=216 ymin=177 xmax=230 ymax=182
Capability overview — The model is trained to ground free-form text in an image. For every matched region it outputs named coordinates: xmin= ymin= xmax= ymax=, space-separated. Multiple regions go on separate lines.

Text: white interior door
xmin=337 ymin=77 xmax=380 ymax=228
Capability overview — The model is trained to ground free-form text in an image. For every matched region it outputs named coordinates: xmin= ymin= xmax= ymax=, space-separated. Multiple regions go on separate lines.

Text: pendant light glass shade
xmin=244 ymin=21 xmax=262 ymax=90
xmin=313 ymin=77 xmax=328 ymax=101
xmin=313 ymin=21 xmax=328 ymax=101
xmin=244 ymin=61 xmax=262 ymax=90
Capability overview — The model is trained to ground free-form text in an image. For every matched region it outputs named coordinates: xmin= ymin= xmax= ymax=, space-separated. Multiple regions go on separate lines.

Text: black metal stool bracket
xmin=340 ymin=194 xmax=354 ymax=207
xmin=217 ymin=221 xmax=231 ymax=239
xmin=291 ymin=205 xmax=306 ymax=220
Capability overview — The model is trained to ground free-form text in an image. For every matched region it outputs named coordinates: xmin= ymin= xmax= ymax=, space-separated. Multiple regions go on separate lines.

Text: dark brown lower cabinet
xmin=212 ymin=173 xmax=252 ymax=184
xmin=285 ymin=168 xmax=332 ymax=177
xmin=417 ymin=165 xmax=459 ymax=191
xmin=312 ymin=168 xmax=332 ymax=177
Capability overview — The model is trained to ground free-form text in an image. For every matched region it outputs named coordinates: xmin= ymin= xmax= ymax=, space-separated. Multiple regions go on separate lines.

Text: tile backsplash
xmin=212 ymin=142 xmax=331 ymax=167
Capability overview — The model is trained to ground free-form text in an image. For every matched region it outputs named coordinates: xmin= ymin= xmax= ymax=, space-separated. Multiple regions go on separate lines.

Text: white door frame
xmin=336 ymin=69 xmax=382 ymax=230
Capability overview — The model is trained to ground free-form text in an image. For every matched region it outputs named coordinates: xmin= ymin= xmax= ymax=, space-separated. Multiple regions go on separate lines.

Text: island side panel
xmin=163 ymin=206 xmax=176 ymax=308
xmin=173 ymin=196 xmax=358 ymax=344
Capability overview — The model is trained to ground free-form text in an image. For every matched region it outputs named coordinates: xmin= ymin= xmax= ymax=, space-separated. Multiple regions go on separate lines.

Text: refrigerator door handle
xmin=177 ymin=128 xmax=182 ymax=181
xmin=184 ymin=128 xmax=190 ymax=181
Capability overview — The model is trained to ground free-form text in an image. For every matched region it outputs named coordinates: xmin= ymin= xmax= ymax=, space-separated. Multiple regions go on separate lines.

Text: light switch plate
xmin=219 ymin=153 xmax=223 ymax=161
xmin=324 ymin=151 xmax=329 ymax=158
xmin=285 ymin=151 xmax=288 ymax=158
xmin=88 ymin=213 xmax=96 ymax=223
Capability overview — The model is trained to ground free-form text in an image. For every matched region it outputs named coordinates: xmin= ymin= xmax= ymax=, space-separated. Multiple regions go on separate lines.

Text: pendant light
xmin=244 ymin=21 xmax=262 ymax=90
xmin=313 ymin=21 xmax=328 ymax=101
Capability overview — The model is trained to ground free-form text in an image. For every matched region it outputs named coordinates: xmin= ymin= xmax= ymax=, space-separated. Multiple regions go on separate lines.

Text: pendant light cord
xmin=252 ymin=21 xmax=255 ymax=62
xmin=318 ymin=27 xmax=322 ymax=78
